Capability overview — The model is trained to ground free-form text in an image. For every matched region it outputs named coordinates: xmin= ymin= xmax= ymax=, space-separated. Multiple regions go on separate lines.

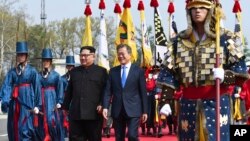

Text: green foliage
xmin=0 ymin=0 xmax=28 ymax=78
xmin=243 ymin=37 xmax=250 ymax=63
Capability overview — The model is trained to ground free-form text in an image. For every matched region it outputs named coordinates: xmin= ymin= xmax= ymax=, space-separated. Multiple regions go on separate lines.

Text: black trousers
xmin=69 ymin=118 xmax=102 ymax=141
xmin=113 ymin=106 xmax=140 ymax=141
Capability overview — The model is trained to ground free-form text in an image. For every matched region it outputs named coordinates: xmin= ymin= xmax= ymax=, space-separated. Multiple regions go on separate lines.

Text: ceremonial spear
xmin=214 ymin=0 xmax=222 ymax=140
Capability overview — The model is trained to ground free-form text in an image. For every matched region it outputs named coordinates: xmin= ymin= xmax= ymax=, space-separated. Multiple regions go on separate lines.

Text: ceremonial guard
xmin=232 ymin=86 xmax=247 ymax=124
xmin=0 ymin=42 xmax=42 ymax=141
xmin=38 ymin=48 xmax=64 ymax=141
xmin=239 ymin=69 xmax=250 ymax=124
xmin=157 ymin=0 xmax=248 ymax=140
xmin=141 ymin=67 xmax=155 ymax=136
xmin=61 ymin=55 xmax=75 ymax=137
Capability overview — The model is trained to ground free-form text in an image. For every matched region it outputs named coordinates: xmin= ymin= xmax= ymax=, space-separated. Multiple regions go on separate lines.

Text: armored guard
xmin=157 ymin=0 xmax=248 ymax=140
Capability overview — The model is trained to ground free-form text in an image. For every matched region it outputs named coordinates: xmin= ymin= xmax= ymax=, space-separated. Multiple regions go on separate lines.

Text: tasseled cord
xmin=150 ymin=0 xmax=159 ymax=8
xmin=84 ymin=4 xmax=92 ymax=16
xmin=99 ymin=0 xmax=105 ymax=10
xmin=123 ymin=0 xmax=131 ymax=8
xmin=114 ymin=3 xmax=122 ymax=14
xmin=168 ymin=2 xmax=175 ymax=14
xmin=233 ymin=0 xmax=242 ymax=13
xmin=137 ymin=0 xmax=144 ymax=11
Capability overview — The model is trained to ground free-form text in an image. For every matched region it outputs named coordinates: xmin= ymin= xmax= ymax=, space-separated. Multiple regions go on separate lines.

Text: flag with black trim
xmin=153 ymin=8 xmax=168 ymax=65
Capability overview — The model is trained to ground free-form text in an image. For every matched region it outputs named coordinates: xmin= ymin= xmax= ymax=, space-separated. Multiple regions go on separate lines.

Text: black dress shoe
xmin=146 ymin=132 xmax=152 ymax=136
xmin=157 ymin=132 xmax=163 ymax=138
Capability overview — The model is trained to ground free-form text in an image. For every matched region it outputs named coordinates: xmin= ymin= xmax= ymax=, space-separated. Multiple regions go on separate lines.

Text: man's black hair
xmin=80 ymin=46 xmax=96 ymax=53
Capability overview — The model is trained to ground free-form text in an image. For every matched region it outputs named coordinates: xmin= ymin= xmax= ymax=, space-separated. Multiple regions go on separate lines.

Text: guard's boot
xmin=103 ymin=128 xmax=107 ymax=137
xmin=106 ymin=127 xmax=110 ymax=138
xmin=141 ymin=126 xmax=145 ymax=135
xmin=146 ymin=128 xmax=152 ymax=136
xmin=168 ymin=124 xmax=173 ymax=135
xmin=174 ymin=124 xmax=177 ymax=134
xmin=153 ymin=127 xmax=157 ymax=137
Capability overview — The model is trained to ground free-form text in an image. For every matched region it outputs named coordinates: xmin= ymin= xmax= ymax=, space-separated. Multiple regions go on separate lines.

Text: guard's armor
xmin=158 ymin=30 xmax=247 ymax=89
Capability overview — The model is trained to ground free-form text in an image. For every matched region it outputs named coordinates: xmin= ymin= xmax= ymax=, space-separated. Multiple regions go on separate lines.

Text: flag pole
xmin=138 ymin=0 xmax=146 ymax=68
xmin=167 ymin=0 xmax=175 ymax=40
xmin=82 ymin=0 xmax=92 ymax=47
xmin=150 ymin=0 xmax=159 ymax=66
xmin=168 ymin=14 xmax=171 ymax=40
xmin=214 ymin=0 xmax=221 ymax=141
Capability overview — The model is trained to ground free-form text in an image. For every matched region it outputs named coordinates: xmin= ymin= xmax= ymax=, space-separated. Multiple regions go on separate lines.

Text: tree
xmin=0 ymin=1 xmax=129 ymax=77
xmin=243 ymin=37 xmax=250 ymax=63
xmin=0 ymin=0 xmax=28 ymax=78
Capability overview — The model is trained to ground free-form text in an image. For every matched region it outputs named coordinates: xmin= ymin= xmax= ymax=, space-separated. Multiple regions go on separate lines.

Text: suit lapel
xmin=117 ymin=66 xmax=122 ymax=88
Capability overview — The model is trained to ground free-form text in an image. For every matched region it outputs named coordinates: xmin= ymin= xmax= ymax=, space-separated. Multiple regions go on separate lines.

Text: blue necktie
xmin=121 ymin=66 xmax=127 ymax=88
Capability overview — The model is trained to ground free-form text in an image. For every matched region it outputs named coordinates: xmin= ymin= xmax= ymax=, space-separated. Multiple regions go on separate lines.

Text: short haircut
xmin=116 ymin=44 xmax=132 ymax=55
xmin=80 ymin=46 xmax=96 ymax=53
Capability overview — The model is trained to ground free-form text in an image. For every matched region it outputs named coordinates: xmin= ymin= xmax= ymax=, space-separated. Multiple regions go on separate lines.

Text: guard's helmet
xmin=16 ymin=41 xmax=28 ymax=54
xmin=186 ymin=0 xmax=214 ymax=9
xmin=66 ymin=56 xmax=75 ymax=66
xmin=41 ymin=48 xmax=53 ymax=59
xmin=180 ymin=0 xmax=219 ymax=39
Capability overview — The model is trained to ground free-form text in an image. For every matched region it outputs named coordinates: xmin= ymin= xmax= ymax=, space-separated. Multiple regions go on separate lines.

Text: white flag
xmin=97 ymin=10 xmax=110 ymax=70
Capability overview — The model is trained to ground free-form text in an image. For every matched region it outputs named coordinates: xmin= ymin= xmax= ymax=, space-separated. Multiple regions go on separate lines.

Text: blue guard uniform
xmin=38 ymin=48 xmax=64 ymax=141
xmin=0 ymin=42 xmax=42 ymax=141
xmin=60 ymin=55 xmax=75 ymax=137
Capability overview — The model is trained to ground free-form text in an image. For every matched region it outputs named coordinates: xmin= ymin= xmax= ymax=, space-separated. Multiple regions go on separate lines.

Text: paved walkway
xmin=0 ymin=114 xmax=7 ymax=120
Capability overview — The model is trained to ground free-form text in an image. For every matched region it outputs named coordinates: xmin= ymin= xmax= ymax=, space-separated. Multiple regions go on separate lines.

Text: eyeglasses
xmin=79 ymin=53 xmax=93 ymax=58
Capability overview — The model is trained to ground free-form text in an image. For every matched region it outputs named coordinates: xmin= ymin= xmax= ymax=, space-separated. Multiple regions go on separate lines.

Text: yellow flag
xmin=140 ymin=10 xmax=153 ymax=68
xmin=81 ymin=16 xmax=93 ymax=46
xmin=113 ymin=8 xmax=137 ymax=66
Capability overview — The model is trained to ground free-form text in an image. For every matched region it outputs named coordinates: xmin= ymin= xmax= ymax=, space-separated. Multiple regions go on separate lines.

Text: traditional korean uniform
xmin=38 ymin=48 xmax=64 ymax=141
xmin=157 ymin=0 xmax=248 ymax=140
xmin=60 ymin=55 xmax=75 ymax=137
xmin=0 ymin=42 xmax=41 ymax=141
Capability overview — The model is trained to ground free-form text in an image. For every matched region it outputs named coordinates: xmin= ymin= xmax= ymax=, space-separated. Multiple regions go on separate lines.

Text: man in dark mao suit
xmin=103 ymin=44 xmax=148 ymax=141
xmin=62 ymin=46 xmax=108 ymax=141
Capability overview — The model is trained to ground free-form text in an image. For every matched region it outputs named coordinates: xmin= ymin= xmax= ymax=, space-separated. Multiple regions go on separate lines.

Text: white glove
xmin=34 ymin=107 xmax=39 ymax=114
xmin=153 ymin=74 xmax=158 ymax=80
xmin=234 ymin=93 xmax=240 ymax=98
xmin=56 ymin=103 xmax=61 ymax=109
xmin=213 ymin=68 xmax=224 ymax=82
xmin=155 ymin=94 xmax=159 ymax=99
xmin=148 ymin=74 xmax=153 ymax=79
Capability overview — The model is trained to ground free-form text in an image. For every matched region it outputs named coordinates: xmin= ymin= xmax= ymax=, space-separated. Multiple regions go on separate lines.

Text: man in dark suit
xmin=62 ymin=46 xmax=108 ymax=141
xmin=102 ymin=44 xmax=148 ymax=141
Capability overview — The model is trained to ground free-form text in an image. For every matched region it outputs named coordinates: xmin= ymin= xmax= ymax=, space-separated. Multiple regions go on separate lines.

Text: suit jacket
xmin=62 ymin=64 xmax=108 ymax=120
xmin=103 ymin=63 xmax=148 ymax=118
